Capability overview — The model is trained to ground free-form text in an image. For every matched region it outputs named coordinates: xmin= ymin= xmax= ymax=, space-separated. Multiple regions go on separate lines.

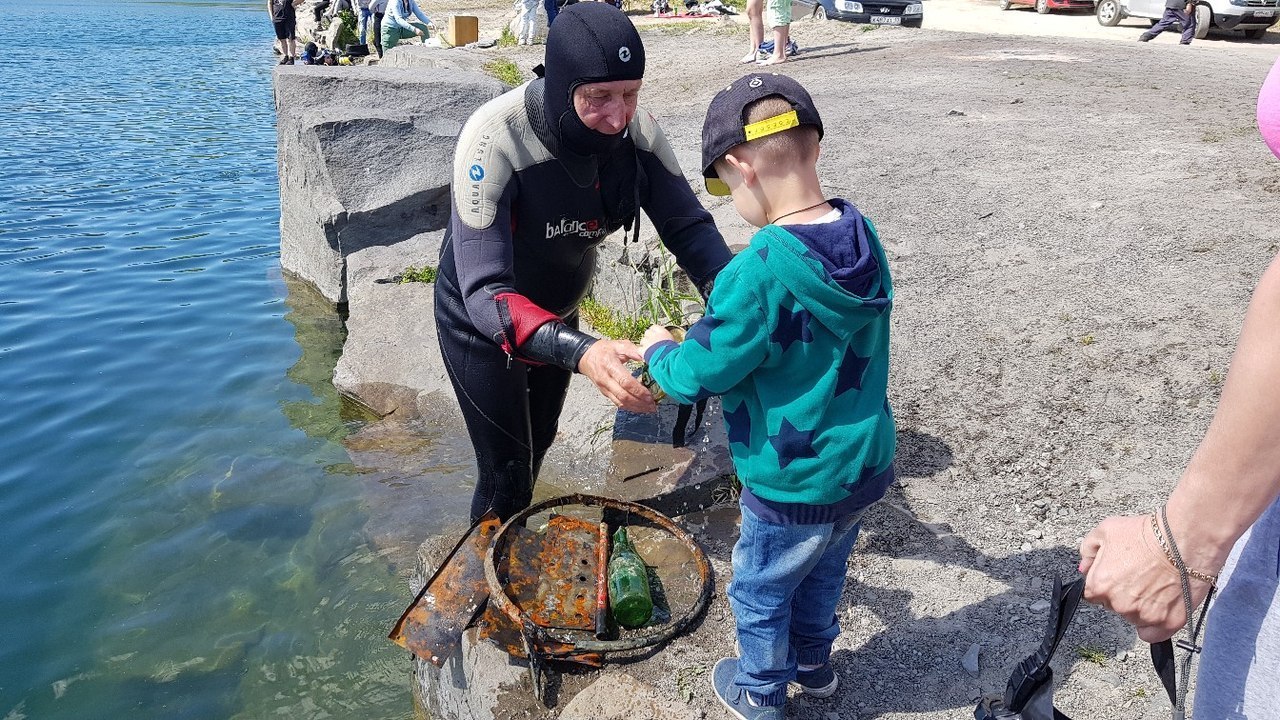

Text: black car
xmin=808 ymin=0 xmax=924 ymax=26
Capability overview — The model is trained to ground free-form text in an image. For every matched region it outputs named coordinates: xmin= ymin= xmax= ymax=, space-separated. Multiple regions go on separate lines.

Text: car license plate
xmin=1254 ymin=8 xmax=1274 ymax=16
xmin=870 ymin=15 xmax=902 ymax=24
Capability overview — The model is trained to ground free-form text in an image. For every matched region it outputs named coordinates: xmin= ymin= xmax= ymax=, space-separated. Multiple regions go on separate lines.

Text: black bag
xmin=975 ymin=576 xmax=1179 ymax=720
xmin=345 ymin=43 xmax=369 ymax=57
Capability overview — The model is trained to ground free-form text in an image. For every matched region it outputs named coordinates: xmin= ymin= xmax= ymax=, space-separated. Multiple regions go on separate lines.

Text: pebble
xmin=1029 ymin=599 xmax=1050 ymax=612
xmin=1026 ymin=529 xmax=1043 ymax=539
xmin=947 ymin=108 xmax=966 ymax=116
xmin=1089 ymin=201 xmax=1106 ymax=210
xmin=962 ymin=643 xmax=981 ymax=676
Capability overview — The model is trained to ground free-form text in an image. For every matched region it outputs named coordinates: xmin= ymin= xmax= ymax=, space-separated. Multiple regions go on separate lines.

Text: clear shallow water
xmin=0 ymin=1 xmax=414 ymax=717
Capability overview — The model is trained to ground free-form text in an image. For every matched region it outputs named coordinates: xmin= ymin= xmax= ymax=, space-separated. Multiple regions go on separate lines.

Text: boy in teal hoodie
xmin=638 ymin=74 xmax=895 ymax=720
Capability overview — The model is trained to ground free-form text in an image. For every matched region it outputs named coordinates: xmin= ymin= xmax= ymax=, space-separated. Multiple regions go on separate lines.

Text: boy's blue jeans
xmin=728 ymin=501 xmax=865 ymax=705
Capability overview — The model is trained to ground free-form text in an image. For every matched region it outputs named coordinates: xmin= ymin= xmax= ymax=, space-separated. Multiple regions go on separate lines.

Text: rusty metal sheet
xmin=388 ymin=512 xmax=500 ymax=667
xmin=473 ymin=603 xmax=604 ymax=667
xmin=500 ymin=514 xmax=598 ymax=631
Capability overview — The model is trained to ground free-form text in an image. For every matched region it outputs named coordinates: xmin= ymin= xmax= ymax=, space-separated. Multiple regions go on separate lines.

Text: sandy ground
xmin=368 ymin=3 xmax=1280 ymax=718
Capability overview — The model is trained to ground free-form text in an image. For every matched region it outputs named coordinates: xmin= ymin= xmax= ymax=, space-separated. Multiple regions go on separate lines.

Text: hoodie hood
xmin=752 ymin=200 xmax=892 ymax=341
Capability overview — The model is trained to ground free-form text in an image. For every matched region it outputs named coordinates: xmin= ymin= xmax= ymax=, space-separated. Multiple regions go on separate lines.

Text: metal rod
xmin=594 ymin=521 xmax=610 ymax=639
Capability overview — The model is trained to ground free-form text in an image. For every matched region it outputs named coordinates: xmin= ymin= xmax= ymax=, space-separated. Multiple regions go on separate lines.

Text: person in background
xmin=357 ymin=0 xmax=373 ymax=46
xmin=370 ymin=0 xmax=387 ymax=56
xmin=515 ymin=0 xmax=540 ymax=45
xmin=1078 ymin=57 xmax=1280 ymax=719
xmin=639 ymin=73 xmax=896 ymax=720
xmin=740 ymin=0 xmax=764 ymax=63
xmin=434 ymin=3 xmax=731 ymax=524
xmin=381 ymin=0 xmax=432 ymax=52
xmin=269 ymin=0 xmax=304 ymax=65
xmin=325 ymin=0 xmax=354 ymax=20
xmin=1139 ymin=0 xmax=1197 ymax=44
xmin=758 ymin=0 xmax=794 ymax=65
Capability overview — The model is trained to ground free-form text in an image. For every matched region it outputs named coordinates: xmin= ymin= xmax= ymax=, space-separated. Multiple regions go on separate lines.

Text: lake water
xmin=0 ymin=1 xmax=431 ymax=717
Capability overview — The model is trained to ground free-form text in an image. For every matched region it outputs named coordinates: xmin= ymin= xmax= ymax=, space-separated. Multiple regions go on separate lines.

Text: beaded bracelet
xmin=1150 ymin=511 xmax=1218 ymax=586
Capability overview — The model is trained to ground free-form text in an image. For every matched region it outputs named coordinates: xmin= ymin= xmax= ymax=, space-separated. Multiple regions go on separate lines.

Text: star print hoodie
xmin=644 ymin=199 xmax=896 ymax=524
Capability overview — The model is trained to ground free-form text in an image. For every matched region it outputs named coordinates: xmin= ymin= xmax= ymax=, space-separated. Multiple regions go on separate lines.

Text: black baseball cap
xmin=700 ymin=72 xmax=824 ymax=196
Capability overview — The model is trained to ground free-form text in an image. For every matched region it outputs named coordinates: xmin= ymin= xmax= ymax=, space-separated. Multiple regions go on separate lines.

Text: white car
xmin=1096 ymin=0 xmax=1279 ymax=39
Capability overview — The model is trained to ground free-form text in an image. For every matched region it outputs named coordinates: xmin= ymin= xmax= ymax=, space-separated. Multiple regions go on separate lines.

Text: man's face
xmin=572 ymin=79 xmax=643 ymax=135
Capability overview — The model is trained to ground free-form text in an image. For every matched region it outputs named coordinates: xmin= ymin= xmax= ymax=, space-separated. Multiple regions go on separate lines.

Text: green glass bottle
xmin=607 ymin=526 xmax=653 ymax=629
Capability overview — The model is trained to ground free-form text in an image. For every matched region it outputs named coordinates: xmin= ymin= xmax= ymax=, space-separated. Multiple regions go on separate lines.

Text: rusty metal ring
xmin=484 ymin=493 xmax=714 ymax=654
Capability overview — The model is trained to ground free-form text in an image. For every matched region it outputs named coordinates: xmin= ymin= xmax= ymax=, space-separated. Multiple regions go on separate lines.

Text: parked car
xmin=1096 ymin=0 xmax=1279 ymax=39
xmin=808 ymin=0 xmax=924 ymax=27
xmin=999 ymin=0 xmax=1095 ymax=14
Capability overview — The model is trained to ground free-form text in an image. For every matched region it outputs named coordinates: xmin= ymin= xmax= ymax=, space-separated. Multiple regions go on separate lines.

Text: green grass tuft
xmin=483 ymin=57 xmax=524 ymax=86
xmin=398 ymin=265 xmax=437 ymax=284
xmin=580 ymin=297 xmax=650 ymax=342
xmin=498 ymin=26 xmax=517 ymax=48
xmin=1077 ymin=645 xmax=1108 ymax=666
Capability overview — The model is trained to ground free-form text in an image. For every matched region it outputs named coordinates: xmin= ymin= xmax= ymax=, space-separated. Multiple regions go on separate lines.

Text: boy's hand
xmin=639 ymin=324 xmax=675 ymax=355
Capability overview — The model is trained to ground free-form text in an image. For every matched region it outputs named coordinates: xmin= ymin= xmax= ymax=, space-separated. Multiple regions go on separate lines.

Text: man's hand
xmin=1185 ymin=3 xmax=1195 ymax=14
xmin=1078 ymin=514 xmax=1214 ymax=642
xmin=638 ymin=324 xmax=675 ymax=356
xmin=577 ymin=340 xmax=657 ymax=414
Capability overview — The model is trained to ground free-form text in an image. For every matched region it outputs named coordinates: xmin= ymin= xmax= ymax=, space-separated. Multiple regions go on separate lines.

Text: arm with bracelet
xmin=1079 ymin=253 xmax=1280 ymax=641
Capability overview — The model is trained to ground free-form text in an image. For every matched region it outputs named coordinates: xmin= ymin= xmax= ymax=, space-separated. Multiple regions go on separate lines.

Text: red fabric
xmin=496 ymin=293 xmax=559 ymax=353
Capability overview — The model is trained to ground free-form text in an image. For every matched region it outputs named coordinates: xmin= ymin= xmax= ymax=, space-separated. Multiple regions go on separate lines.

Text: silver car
xmin=1096 ymin=0 xmax=1279 ymax=39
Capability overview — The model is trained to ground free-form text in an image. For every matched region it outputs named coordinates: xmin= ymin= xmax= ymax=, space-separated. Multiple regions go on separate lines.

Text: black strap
xmin=671 ymin=398 xmax=706 ymax=448
xmin=1151 ymin=639 xmax=1178 ymax=708
xmin=977 ymin=575 xmax=1187 ymax=720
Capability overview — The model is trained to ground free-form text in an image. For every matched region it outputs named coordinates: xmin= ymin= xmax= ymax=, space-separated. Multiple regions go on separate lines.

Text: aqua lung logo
xmin=546 ymin=217 xmax=607 ymax=240
xmin=618 ymin=46 xmax=631 ymax=62
xmin=465 ymin=134 xmax=492 ymax=219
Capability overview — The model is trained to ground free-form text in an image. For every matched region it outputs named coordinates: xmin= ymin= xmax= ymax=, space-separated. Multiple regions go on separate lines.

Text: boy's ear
xmin=723 ymin=151 xmax=756 ymax=188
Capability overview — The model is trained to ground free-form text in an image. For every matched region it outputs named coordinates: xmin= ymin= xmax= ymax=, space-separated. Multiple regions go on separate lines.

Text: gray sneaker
xmin=711 ymin=658 xmax=786 ymax=720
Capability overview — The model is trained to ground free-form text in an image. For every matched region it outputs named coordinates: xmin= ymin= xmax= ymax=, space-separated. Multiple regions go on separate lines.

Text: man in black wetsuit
xmin=434 ymin=3 xmax=733 ymax=523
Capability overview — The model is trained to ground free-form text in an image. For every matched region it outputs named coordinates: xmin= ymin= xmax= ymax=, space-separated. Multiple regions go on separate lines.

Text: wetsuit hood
xmin=540 ymin=2 xmax=645 ymax=157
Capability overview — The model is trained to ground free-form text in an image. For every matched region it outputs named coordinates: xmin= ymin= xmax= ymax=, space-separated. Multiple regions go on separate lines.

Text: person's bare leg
xmin=742 ymin=0 xmax=764 ymax=63
xmin=758 ymin=23 xmax=788 ymax=65
xmin=287 ymin=37 xmax=298 ymax=60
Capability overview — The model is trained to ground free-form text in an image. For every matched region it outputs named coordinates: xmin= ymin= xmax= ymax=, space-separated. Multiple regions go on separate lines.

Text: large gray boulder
xmin=379 ymin=44 xmax=493 ymax=73
xmin=274 ymin=66 xmax=506 ymax=304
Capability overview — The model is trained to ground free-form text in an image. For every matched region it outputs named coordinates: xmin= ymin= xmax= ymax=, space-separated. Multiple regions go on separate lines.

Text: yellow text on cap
xmin=743 ymin=110 xmax=799 ymax=142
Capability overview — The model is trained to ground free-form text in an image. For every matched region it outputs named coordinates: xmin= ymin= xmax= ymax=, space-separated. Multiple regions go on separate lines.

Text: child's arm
xmin=640 ymin=273 xmax=770 ymax=405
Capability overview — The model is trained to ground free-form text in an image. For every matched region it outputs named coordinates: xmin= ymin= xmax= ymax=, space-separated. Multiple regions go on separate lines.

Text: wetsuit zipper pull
xmin=506 ymin=352 xmax=512 ymax=369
